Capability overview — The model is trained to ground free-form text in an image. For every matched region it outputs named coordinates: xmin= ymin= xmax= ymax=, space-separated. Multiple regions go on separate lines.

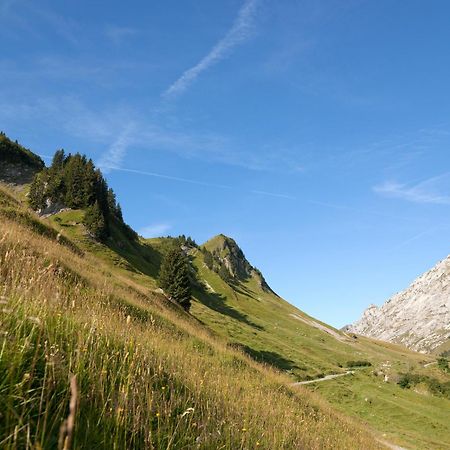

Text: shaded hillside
xmin=0 ymin=133 xmax=44 ymax=184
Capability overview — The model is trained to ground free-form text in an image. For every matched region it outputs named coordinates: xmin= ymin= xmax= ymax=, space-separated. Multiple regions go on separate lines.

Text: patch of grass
xmin=310 ymin=371 xmax=450 ymax=450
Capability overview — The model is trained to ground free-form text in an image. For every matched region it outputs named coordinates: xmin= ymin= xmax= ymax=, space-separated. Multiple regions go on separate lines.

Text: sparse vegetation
xmin=437 ymin=357 xmax=449 ymax=373
xmin=398 ymin=372 xmax=450 ymax=399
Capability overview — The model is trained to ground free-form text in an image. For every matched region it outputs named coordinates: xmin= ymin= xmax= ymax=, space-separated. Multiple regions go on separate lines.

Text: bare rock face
xmin=348 ymin=256 xmax=450 ymax=353
xmin=0 ymin=134 xmax=45 ymax=186
xmin=0 ymin=161 xmax=39 ymax=185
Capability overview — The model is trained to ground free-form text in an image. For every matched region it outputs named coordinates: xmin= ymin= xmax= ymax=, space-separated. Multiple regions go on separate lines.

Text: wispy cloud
xmin=105 ymin=25 xmax=138 ymax=45
xmin=0 ymin=93 xmax=302 ymax=173
xmin=163 ymin=0 xmax=260 ymax=99
xmin=251 ymin=190 xmax=296 ymax=200
xmin=392 ymin=227 xmax=437 ymax=251
xmin=374 ymin=173 xmax=450 ymax=205
xmin=97 ymin=123 xmax=136 ymax=173
xmin=139 ymin=223 xmax=172 ymax=238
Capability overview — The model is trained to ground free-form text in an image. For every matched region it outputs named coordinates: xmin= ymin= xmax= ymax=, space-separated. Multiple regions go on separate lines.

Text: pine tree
xmin=46 ymin=150 xmax=66 ymax=203
xmin=159 ymin=247 xmax=192 ymax=311
xmin=64 ymin=155 xmax=86 ymax=208
xmin=83 ymin=201 xmax=107 ymax=241
xmin=29 ymin=171 xmax=48 ymax=211
xmin=82 ymin=159 xmax=97 ymax=206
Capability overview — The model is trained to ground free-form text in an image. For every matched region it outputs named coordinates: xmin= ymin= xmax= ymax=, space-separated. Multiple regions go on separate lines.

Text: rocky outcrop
xmin=0 ymin=161 xmax=40 ymax=185
xmin=347 ymin=255 xmax=450 ymax=353
xmin=202 ymin=234 xmax=278 ymax=295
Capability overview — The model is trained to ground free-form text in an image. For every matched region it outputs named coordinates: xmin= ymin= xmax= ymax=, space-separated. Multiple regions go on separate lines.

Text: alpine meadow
xmin=1 ymin=1 xmax=450 ymax=450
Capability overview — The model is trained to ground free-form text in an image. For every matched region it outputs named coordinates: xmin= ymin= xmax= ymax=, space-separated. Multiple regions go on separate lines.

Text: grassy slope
xmin=188 ymin=246 xmax=450 ymax=449
xmin=2 ymin=184 xmax=449 ymax=449
xmin=51 ymin=209 xmax=450 ymax=449
xmin=0 ymin=184 xmax=384 ymax=449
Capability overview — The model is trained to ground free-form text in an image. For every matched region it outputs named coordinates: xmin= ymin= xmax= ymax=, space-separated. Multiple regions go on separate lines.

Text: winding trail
xmin=291 ymin=372 xmax=410 ymax=450
xmin=291 ymin=370 xmax=354 ymax=386
xmin=424 ymin=361 xmax=437 ymax=368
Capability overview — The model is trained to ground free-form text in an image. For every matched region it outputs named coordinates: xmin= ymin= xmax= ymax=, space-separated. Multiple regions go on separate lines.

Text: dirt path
xmin=291 ymin=370 xmax=354 ymax=386
xmin=291 ymin=372 xmax=409 ymax=449
xmin=376 ymin=438 xmax=409 ymax=450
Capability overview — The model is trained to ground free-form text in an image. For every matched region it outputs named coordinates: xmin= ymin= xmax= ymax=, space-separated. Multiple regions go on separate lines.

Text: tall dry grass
xmin=0 ymin=204 xmax=385 ymax=449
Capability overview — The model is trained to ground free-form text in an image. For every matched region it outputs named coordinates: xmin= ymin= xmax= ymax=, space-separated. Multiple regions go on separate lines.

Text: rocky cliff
xmin=202 ymin=234 xmax=277 ymax=295
xmin=347 ymin=255 xmax=450 ymax=353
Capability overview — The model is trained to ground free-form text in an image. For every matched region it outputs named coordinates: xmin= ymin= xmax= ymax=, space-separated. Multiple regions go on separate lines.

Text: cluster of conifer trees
xmin=28 ymin=150 xmax=136 ymax=241
xmin=3 ymin=132 xmax=194 ymax=311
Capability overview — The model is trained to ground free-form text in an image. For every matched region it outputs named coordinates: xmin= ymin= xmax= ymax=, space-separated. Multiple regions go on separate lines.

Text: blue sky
xmin=1 ymin=0 xmax=450 ymax=327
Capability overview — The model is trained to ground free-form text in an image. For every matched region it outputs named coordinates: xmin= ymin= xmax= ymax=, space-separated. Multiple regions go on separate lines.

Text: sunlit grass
xmin=0 ymin=204 xmax=383 ymax=449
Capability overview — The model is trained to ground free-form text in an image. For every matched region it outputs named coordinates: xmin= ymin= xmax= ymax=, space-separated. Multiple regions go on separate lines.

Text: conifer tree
xmin=83 ymin=201 xmax=107 ymax=241
xmin=27 ymin=148 xmax=134 ymax=241
xmin=46 ymin=150 xmax=66 ymax=203
xmin=159 ymin=247 xmax=192 ymax=311
xmin=64 ymin=155 xmax=86 ymax=208
xmin=29 ymin=171 xmax=48 ymax=211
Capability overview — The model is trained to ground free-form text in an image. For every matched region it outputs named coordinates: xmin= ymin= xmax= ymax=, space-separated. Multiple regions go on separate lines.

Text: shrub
xmin=346 ymin=360 xmax=372 ymax=368
xmin=437 ymin=357 xmax=449 ymax=373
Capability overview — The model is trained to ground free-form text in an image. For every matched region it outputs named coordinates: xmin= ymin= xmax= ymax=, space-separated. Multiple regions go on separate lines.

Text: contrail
xmin=163 ymin=0 xmax=259 ymax=98
xmin=104 ymin=165 xmax=294 ymax=200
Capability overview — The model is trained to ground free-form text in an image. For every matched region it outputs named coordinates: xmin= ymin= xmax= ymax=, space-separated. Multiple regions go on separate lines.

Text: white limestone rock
xmin=348 ymin=255 xmax=450 ymax=353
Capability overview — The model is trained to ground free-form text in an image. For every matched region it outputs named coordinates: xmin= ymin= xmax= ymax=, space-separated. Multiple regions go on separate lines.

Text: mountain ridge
xmin=348 ymin=254 xmax=450 ymax=353
xmin=202 ymin=233 xmax=277 ymax=295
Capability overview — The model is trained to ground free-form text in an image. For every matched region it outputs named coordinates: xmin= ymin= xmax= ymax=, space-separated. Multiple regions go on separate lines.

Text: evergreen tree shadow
xmin=104 ymin=224 xmax=163 ymax=278
xmin=194 ymin=287 xmax=264 ymax=331
xmin=231 ymin=343 xmax=299 ymax=372
xmin=230 ymin=283 xmax=258 ymax=301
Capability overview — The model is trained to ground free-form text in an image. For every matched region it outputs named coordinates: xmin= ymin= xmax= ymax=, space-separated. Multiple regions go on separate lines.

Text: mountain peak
xmin=202 ymin=234 xmax=276 ymax=295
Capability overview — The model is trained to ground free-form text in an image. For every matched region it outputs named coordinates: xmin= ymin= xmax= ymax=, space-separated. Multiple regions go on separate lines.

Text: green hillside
xmin=45 ymin=209 xmax=450 ymax=449
xmin=0 ymin=138 xmax=449 ymax=449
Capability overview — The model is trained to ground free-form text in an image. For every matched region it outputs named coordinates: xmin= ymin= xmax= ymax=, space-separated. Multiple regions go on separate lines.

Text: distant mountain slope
xmin=0 ymin=133 xmax=44 ymax=184
xmin=348 ymin=255 xmax=450 ymax=353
